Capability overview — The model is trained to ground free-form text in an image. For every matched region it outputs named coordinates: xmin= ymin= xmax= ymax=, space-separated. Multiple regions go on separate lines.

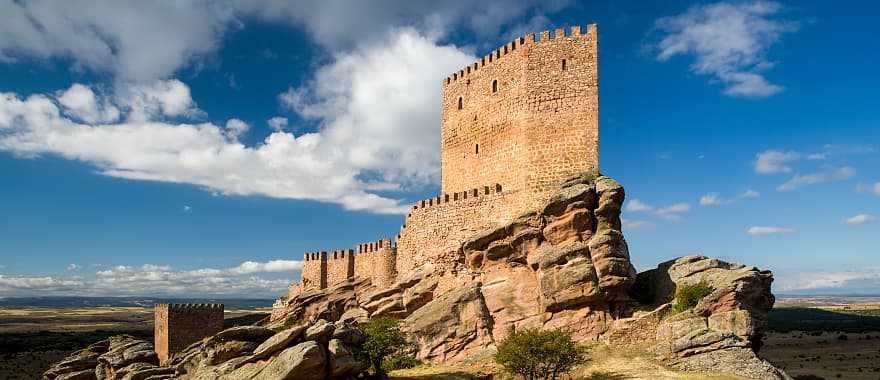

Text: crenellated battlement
xmin=442 ymin=25 xmax=595 ymax=86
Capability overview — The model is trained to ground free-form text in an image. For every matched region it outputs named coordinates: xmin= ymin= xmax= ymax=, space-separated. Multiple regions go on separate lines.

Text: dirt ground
xmin=0 ymin=306 xmax=268 ymax=379
xmin=761 ymin=330 xmax=880 ymax=380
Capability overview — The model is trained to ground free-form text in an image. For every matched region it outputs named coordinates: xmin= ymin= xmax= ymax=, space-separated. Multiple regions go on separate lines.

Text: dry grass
xmin=390 ymin=344 xmax=751 ymax=380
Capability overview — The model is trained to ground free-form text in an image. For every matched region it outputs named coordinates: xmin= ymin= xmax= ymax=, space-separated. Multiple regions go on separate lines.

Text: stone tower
xmin=440 ymin=24 xmax=599 ymax=214
xmin=154 ymin=303 xmax=224 ymax=364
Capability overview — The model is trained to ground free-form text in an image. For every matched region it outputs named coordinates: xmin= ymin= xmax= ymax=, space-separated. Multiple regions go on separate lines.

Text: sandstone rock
xmin=44 ymin=340 xmax=108 ymax=379
xmin=328 ymin=339 xmax=369 ymax=378
xmin=207 ymin=326 xmax=276 ymax=346
xmin=55 ymin=370 xmax=96 ymax=380
xmin=338 ymin=307 xmax=369 ymax=324
xmin=303 ymin=319 xmax=335 ymax=343
xmin=332 ymin=321 xmax=366 ymax=346
xmin=253 ymin=341 xmax=326 ymax=380
xmin=252 ymin=325 xmax=307 ymax=359
xmin=204 ymin=340 xmax=258 ymax=366
xmin=115 ymin=362 xmax=174 ymax=380
xmin=404 ymin=282 xmax=494 ymax=363
xmin=669 ymin=347 xmax=790 ymax=380
xmin=95 ymin=336 xmax=158 ymax=380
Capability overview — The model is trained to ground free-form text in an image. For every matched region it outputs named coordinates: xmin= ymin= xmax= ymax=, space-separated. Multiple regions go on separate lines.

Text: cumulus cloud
xmin=777 ymin=166 xmax=855 ymax=191
xmin=0 ymin=1 xmax=235 ymax=82
xmin=0 ymin=260 xmax=301 ymax=297
xmin=224 ymin=118 xmax=249 ymax=139
xmin=651 ymin=1 xmax=797 ymax=98
xmin=845 ymin=214 xmax=876 ymax=225
xmin=699 ymin=189 xmax=760 ymax=206
xmin=280 ymin=28 xmax=474 ymax=188
xmin=747 ymin=226 xmax=794 ymax=236
xmin=267 ymin=116 xmax=288 ymax=131
xmin=1 ymin=73 xmax=463 ymax=213
xmin=66 ymin=264 xmax=80 ymax=271
xmin=56 ymin=84 xmax=120 ymax=124
xmin=232 ymin=0 xmax=571 ymax=49
xmin=0 ymin=1 xmax=570 ymax=82
xmin=776 ymin=268 xmax=880 ymax=292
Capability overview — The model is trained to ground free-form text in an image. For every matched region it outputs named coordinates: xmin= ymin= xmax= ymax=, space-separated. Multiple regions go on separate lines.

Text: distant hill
xmin=0 ymin=296 xmax=273 ymax=309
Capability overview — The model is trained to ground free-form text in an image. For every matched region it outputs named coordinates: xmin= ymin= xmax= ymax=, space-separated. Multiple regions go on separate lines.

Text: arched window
xmin=562 ymin=59 xmax=567 ymax=71
xmin=458 ymin=97 xmax=463 ymax=110
xmin=492 ymin=80 xmax=498 ymax=93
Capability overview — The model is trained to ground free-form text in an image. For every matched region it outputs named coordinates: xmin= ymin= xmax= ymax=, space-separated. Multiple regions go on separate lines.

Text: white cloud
xmin=281 ymin=28 xmax=474 ymax=188
xmin=66 ymin=263 xmax=80 ymax=271
xmin=267 ymin=116 xmax=288 ymax=131
xmin=858 ymin=182 xmax=880 ymax=196
xmin=655 ymin=202 xmax=691 ymax=220
xmin=227 ymin=260 xmax=302 ymax=275
xmin=845 ymin=214 xmax=876 ymax=225
xmin=0 ymin=1 xmax=570 ymax=82
xmin=2 ymin=71 xmax=467 ymax=213
xmin=0 ymin=1 xmax=235 ymax=82
xmin=699 ymin=189 xmax=760 ymax=206
xmin=754 ymin=150 xmax=802 ymax=174
xmin=57 ymin=84 xmax=120 ymax=124
xmin=224 ymin=118 xmax=249 ymax=139
xmin=777 ymin=268 xmax=880 ymax=292
xmin=183 ymin=205 xmax=191 ymax=212
xmin=625 ymin=199 xmax=654 ymax=212
xmin=626 ymin=199 xmax=690 ymax=220
xmin=777 ymin=166 xmax=855 ymax=191
xmin=0 ymin=259 xmax=301 ymax=297
xmin=232 ymin=0 xmax=571 ymax=49
xmin=622 ymin=218 xmax=652 ymax=230
xmin=747 ymin=226 xmax=794 ymax=236
xmin=651 ymin=1 xmax=797 ymax=98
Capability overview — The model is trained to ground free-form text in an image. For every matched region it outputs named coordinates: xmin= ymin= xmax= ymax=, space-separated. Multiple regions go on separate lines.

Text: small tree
xmin=362 ymin=316 xmax=407 ymax=379
xmin=672 ymin=281 xmax=714 ymax=313
xmin=495 ymin=327 xmax=587 ymax=380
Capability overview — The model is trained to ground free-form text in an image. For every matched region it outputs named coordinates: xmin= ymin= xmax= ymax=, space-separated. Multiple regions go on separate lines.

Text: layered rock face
xmin=271 ymin=174 xmax=638 ymax=363
xmin=605 ymin=256 xmax=783 ymax=379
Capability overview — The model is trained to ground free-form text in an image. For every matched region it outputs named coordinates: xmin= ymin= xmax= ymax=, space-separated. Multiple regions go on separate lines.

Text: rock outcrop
xmin=270 ymin=174 xmax=638 ymax=363
xmin=605 ymin=255 xmax=785 ymax=379
xmin=46 ymin=172 xmax=786 ymax=380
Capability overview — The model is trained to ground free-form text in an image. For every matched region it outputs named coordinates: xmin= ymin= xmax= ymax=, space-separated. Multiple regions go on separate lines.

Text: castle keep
xmin=276 ymin=25 xmax=598 ymax=312
xmin=154 ymin=304 xmax=224 ymax=364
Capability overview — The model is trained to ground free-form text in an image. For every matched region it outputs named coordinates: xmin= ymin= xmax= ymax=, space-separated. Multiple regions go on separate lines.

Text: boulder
xmin=253 ymin=341 xmax=326 ymax=380
xmin=303 ymin=319 xmax=335 ymax=343
xmin=252 ymin=324 xmax=307 ymax=359
xmin=328 ymin=339 xmax=369 ymax=378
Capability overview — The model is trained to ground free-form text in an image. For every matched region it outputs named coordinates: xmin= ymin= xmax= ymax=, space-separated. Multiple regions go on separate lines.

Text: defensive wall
xmin=396 ymin=184 xmax=516 ymax=275
xmin=276 ymin=25 xmax=600 ymax=315
xmin=154 ymin=303 xmax=224 ymax=365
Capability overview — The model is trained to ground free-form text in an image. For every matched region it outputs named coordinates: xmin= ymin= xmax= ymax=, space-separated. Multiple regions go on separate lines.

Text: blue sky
xmin=0 ymin=1 xmax=877 ymax=298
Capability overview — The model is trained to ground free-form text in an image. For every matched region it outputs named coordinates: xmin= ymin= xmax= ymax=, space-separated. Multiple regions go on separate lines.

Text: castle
xmin=276 ymin=25 xmax=599 ymax=313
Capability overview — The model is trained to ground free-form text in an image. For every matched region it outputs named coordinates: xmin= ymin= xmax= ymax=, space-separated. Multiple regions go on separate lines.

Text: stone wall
xmin=301 ymin=251 xmax=327 ymax=292
xmin=440 ymin=24 xmax=599 ymax=216
xmin=327 ymin=249 xmax=355 ymax=287
xmin=154 ymin=303 xmax=224 ymax=364
xmin=355 ymin=239 xmax=397 ymax=288
xmin=396 ymin=184 xmax=518 ymax=276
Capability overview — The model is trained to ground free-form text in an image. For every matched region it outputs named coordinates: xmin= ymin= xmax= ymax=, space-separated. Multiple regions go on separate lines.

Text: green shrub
xmin=672 ymin=281 xmax=714 ymax=313
xmin=494 ymin=327 xmax=587 ymax=380
xmin=362 ymin=316 xmax=408 ymax=378
xmin=382 ymin=354 xmax=421 ymax=371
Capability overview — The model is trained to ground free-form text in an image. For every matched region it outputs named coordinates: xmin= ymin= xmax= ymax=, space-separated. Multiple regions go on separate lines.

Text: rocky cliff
xmin=46 ymin=173 xmax=786 ymax=379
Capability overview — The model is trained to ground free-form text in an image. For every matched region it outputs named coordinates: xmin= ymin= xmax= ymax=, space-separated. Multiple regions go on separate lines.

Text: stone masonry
xmin=154 ymin=303 xmax=224 ymax=365
xmin=276 ymin=25 xmax=599 ymax=316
